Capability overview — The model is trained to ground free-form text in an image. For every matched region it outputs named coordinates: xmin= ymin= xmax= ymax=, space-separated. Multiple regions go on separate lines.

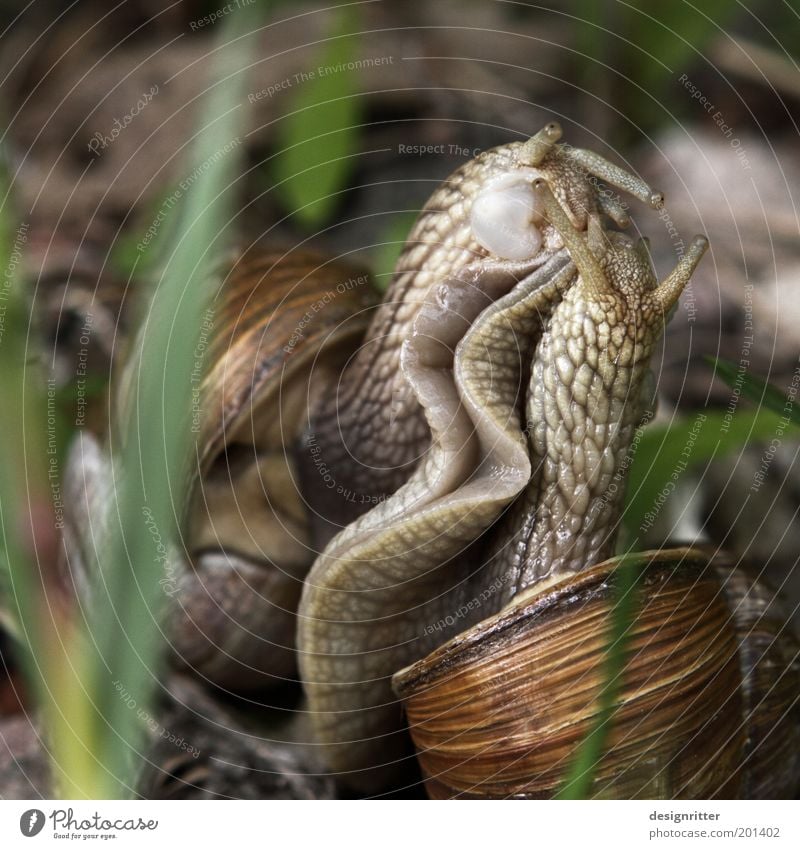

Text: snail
xmin=64 ymin=250 xmax=378 ymax=690
xmin=64 ymin=122 xmax=656 ymax=691
xmin=61 ymin=122 xmax=799 ymax=798
xmin=296 ymin=146 xmax=799 ymax=796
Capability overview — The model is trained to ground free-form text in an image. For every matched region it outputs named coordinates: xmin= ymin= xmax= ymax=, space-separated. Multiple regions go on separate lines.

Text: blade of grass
xmin=623 ymin=0 xmax=741 ymax=92
xmin=80 ymin=9 xmax=257 ymax=797
xmin=708 ymin=355 xmax=800 ymax=427
xmin=0 ymin=173 xmax=98 ymax=795
xmin=271 ymin=5 xmax=363 ymax=228
xmin=621 ymin=406 xmax=797 ymax=541
xmin=556 ymin=553 xmax=639 ymax=799
xmin=0 ymin=204 xmax=50 ymax=693
xmin=371 ymin=210 xmax=418 ymax=292
xmin=108 ymin=182 xmax=186 ymax=280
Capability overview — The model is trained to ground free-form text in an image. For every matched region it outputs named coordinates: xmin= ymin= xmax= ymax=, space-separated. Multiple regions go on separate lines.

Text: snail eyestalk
xmin=533 ymin=179 xmax=610 ymax=299
xmin=521 ymin=121 xmax=563 ymax=166
xmin=653 ymin=235 xmax=708 ymax=312
xmin=563 ymin=145 xmax=663 ymax=208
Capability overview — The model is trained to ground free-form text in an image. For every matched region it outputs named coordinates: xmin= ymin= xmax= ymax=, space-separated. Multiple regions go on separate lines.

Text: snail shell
xmin=393 ymin=549 xmax=800 ymax=799
xmin=175 ymin=248 xmax=377 ymax=689
xmin=64 ymin=249 xmax=378 ymax=691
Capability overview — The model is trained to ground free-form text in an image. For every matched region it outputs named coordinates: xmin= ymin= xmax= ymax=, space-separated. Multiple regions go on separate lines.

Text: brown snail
xmin=63 ymin=122 xmax=799 ymax=798
xmin=295 ymin=133 xmax=799 ymax=796
xmin=64 ymin=250 xmax=378 ymax=690
xmin=65 ymin=122 xmax=651 ymax=690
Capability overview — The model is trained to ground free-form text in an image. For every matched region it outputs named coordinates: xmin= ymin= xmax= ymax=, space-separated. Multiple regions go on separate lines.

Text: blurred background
xmin=2 ymin=0 xmax=799 ymax=386
xmin=1 ymin=0 xmax=799 ymax=798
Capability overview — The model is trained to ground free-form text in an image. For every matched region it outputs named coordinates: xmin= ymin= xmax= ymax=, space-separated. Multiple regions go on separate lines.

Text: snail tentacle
xmin=597 ymin=191 xmax=632 ymax=227
xmin=519 ymin=120 xmax=563 ymax=165
xmin=563 ymin=145 xmax=664 ymax=208
xmin=653 ymin=234 xmax=709 ymax=311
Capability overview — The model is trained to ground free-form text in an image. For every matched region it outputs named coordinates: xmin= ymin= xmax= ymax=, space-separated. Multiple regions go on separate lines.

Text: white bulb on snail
xmin=470 ymin=173 xmax=545 ymax=261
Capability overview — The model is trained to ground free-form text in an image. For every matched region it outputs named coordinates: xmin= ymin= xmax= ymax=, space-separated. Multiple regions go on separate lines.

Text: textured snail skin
xmin=481 ymin=188 xmax=708 ymax=606
xmin=298 ymin=129 xmax=679 ymax=789
xmin=301 ymin=124 xmax=661 ymax=539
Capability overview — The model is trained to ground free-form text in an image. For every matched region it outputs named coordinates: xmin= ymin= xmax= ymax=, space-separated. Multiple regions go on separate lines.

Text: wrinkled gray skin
xmin=297 ymin=129 xmax=704 ymax=790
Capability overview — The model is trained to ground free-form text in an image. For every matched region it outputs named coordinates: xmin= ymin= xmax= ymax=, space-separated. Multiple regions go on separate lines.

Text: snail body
xmin=388 ymin=186 xmax=797 ymax=799
xmin=478 ymin=185 xmax=707 ymax=601
xmin=62 ymin=123 xmax=800 ymax=798
xmin=296 ymin=135 xmax=799 ymax=797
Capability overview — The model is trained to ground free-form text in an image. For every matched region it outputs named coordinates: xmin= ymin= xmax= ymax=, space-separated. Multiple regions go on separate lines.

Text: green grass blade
xmin=621 ymin=406 xmax=797 ymax=542
xmin=82 ymin=10 xmax=256 ymax=797
xmin=556 ymin=554 xmax=639 ymax=799
xmin=0 ymin=172 xmax=99 ymax=796
xmin=708 ymin=355 xmax=800 ymax=427
xmin=271 ymin=6 xmax=363 ymax=228
xmin=0 ymin=204 xmax=46 ymax=686
xmin=371 ymin=210 xmax=418 ymax=292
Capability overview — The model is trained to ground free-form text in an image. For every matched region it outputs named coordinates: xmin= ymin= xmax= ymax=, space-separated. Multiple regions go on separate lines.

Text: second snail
xmin=66 ymin=122 xmax=800 ymax=799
